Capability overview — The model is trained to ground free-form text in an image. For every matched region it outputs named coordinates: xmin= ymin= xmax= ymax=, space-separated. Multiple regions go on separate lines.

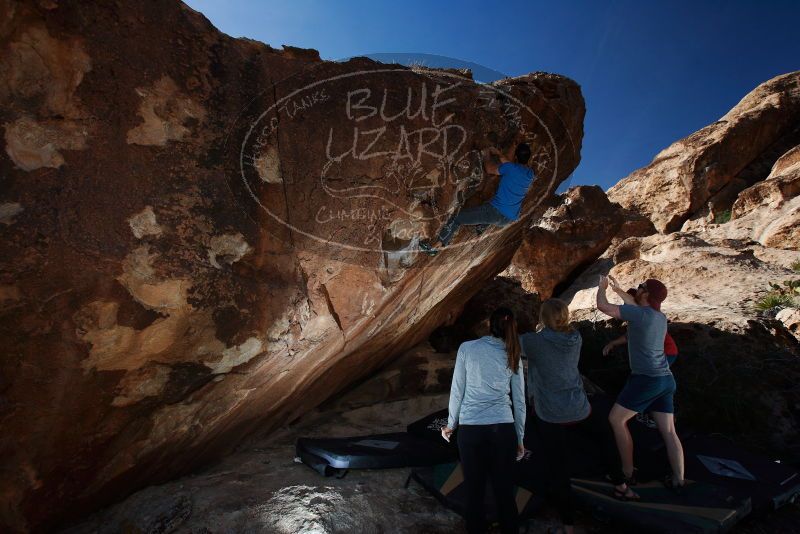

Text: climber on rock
xmin=596 ymin=275 xmax=685 ymax=498
xmin=419 ymin=142 xmax=534 ymax=256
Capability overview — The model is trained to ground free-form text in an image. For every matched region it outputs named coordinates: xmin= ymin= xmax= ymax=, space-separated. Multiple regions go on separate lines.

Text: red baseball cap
xmin=643 ymin=279 xmax=668 ymax=310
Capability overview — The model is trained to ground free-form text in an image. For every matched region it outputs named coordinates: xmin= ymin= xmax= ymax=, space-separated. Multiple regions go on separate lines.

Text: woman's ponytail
xmin=489 ymin=307 xmax=521 ymax=373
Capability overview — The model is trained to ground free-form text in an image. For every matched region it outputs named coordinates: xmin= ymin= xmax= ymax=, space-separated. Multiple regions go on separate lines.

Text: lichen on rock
xmin=4 ymin=116 xmax=88 ymax=170
xmin=128 ymin=206 xmax=164 ymax=239
xmin=126 ymin=76 xmax=206 ymax=146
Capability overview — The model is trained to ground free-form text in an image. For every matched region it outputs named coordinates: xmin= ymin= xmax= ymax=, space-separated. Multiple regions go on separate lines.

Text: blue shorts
xmin=617 ymin=374 xmax=676 ymax=414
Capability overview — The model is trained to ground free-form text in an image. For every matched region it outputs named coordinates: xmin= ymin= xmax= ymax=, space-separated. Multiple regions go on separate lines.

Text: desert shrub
xmin=755 ymin=292 xmax=796 ymax=311
xmin=755 ymin=280 xmax=800 ymax=311
xmin=714 ymin=209 xmax=732 ymax=224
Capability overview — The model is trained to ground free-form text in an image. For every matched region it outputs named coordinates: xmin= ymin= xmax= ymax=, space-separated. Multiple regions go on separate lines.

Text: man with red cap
xmin=596 ymin=275 xmax=685 ymax=499
xmin=602 ymin=286 xmax=679 ymax=429
xmin=602 ymin=287 xmax=679 ymax=366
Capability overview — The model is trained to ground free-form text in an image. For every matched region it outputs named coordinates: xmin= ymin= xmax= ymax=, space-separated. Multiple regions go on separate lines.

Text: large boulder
xmin=608 ymin=72 xmax=800 ymax=233
xmin=678 ymin=144 xmax=800 ymax=250
xmin=727 ymin=144 xmax=800 ymax=250
xmin=502 ymin=185 xmax=654 ymax=298
xmin=0 ymin=1 xmax=585 ymax=530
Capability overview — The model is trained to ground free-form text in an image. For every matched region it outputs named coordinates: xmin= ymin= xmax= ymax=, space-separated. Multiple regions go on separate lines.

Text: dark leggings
xmin=534 ymin=409 xmax=622 ymax=526
xmin=457 ymin=423 xmax=519 ymax=534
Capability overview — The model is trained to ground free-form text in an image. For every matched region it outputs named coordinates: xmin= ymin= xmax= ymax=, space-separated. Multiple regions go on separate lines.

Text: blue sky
xmin=184 ymin=0 xmax=800 ymax=190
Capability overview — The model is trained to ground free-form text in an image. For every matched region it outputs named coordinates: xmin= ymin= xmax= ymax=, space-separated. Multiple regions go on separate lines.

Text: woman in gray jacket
xmin=522 ymin=299 xmax=633 ymax=534
xmin=442 ymin=307 xmax=526 ymax=534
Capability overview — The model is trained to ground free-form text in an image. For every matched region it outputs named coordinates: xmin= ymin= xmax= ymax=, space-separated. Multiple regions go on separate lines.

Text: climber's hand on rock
xmin=599 ymin=275 xmax=609 ymax=291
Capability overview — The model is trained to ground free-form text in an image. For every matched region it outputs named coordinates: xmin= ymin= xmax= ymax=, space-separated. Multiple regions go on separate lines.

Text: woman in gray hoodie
xmin=521 ymin=299 xmax=633 ymax=534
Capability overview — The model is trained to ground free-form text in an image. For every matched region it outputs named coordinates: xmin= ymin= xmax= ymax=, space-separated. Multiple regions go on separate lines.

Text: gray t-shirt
xmin=620 ymin=304 xmax=671 ymax=377
xmin=520 ymin=328 xmax=591 ymax=424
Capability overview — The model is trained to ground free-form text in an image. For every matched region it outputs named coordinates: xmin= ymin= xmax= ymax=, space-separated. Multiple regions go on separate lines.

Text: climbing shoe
xmin=419 ymin=240 xmax=439 ymax=257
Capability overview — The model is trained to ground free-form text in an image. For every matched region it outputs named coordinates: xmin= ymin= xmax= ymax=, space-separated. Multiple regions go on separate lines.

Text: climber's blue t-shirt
xmin=490 ymin=163 xmax=535 ymax=220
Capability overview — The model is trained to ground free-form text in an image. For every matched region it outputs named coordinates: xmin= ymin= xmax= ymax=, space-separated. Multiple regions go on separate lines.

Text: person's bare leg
xmin=608 ymin=403 xmax=639 ymax=498
xmin=651 ymin=411 xmax=684 ymax=484
xmin=608 ymin=403 xmax=637 ymax=478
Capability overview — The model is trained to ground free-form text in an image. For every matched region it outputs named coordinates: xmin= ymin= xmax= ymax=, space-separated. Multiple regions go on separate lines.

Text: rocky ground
xmin=62 ymin=345 xmax=565 ymax=534
xmin=65 ymin=392 xmax=465 ymax=534
xmin=63 ymin=340 xmax=800 ymax=533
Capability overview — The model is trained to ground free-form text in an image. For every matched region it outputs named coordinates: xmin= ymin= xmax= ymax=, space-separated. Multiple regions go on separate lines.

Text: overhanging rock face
xmin=0 ymin=1 xmax=584 ymax=530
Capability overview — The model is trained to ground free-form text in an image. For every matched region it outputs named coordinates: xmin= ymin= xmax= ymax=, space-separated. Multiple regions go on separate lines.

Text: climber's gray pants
xmin=437 ymin=203 xmax=512 ymax=246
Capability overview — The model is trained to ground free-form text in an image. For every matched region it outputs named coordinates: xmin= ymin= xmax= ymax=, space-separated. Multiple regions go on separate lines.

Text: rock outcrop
xmin=608 ymin=72 xmax=800 ymax=233
xmin=0 ymin=1 xmax=584 ymax=530
xmin=678 ymin=142 xmax=800 ymax=250
xmin=778 ymin=307 xmax=800 ymax=342
xmin=725 ymin=144 xmax=800 ymax=250
xmin=502 ymin=185 xmax=654 ymax=298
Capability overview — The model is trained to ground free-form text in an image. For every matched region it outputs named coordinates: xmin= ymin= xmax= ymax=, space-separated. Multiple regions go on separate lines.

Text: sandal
xmin=663 ymin=475 xmax=686 ymax=496
xmin=612 ymin=485 xmax=640 ymax=501
xmin=606 ymin=467 xmax=638 ymax=487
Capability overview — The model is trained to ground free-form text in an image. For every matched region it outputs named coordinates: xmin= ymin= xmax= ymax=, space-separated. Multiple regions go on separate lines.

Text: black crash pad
xmin=682 ymin=434 xmax=800 ymax=515
xmin=410 ymin=462 xmax=539 ymax=524
xmin=570 ymin=477 xmax=750 ymax=533
xmin=295 ymin=432 xmax=456 ymax=476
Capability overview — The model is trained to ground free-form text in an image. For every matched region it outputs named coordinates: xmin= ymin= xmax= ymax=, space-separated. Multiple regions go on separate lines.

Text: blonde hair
xmin=539 ymin=298 xmax=572 ymax=333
